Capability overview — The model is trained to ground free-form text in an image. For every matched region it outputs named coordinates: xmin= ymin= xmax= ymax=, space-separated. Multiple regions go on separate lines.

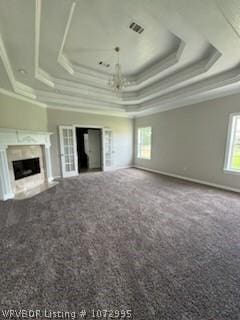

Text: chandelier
xmin=108 ymin=47 xmax=128 ymax=91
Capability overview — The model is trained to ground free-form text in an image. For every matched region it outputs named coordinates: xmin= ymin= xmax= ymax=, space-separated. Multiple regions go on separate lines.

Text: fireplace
xmin=7 ymin=145 xmax=46 ymax=196
xmin=13 ymin=157 xmax=41 ymax=180
xmin=0 ymin=128 xmax=54 ymax=201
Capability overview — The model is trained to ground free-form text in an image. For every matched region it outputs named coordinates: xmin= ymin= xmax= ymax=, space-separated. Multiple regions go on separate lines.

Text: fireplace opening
xmin=12 ymin=157 xmax=41 ymax=180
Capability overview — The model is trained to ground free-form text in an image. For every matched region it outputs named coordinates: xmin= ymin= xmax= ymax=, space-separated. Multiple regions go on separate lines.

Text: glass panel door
xmin=104 ymin=129 xmax=113 ymax=170
xmin=59 ymin=126 xmax=78 ymax=177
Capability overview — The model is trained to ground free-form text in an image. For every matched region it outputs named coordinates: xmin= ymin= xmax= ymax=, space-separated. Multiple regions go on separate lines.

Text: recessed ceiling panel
xmin=0 ymin=0 xmax=240 ymax=116
xmin=64 ymin=0 xmax=179 ymax=76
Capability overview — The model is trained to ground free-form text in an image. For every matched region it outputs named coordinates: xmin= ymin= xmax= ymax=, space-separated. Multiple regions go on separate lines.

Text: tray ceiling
xmin=0 ymin=0 xmax=240 ymax=117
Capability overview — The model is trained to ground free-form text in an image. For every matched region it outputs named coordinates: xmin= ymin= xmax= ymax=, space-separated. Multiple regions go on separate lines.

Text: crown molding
xmin=55 ymin=0 xmax=188 ymax=92
xmin=0 ymin=33 xmax=37 ymax=99
xmin=0 ymin=88 xmax=47 ymax=108
xmin=36 ymin=90 xmax=127 ymax=111
xmin=123 ymin=46 xmax=222 ymax=103
xmin=29 ymin=0 xmax=225 ymax=111
xmin=47 ymin=104 xmax=132 ymax=118
xmin=1 ymin=0 xmax=240 ymax=118
xmin=56 ymin=1 xmax=118 ymax=85
xmin=31 ymin=3 xmax=222 ymax=109
xmin=144 ymin=65 xmax=240 ymax=109
xmin=134 ymin=84 xmax=240 ymax=118
xmin=67 ymin=39 xmax=186 ymax=91
xmin=137 ymin=66 xmax=240 ymax=114
xmin=127 ymin=40 xmax=185 ymax=88
xmin=48 ymin=87 xmax=122 ymax=105
xmin=57 ymin=1 xmax=76 ymax=76
xmin=36 ymin=67 xmax=55 ymax=88
xmin=58 ymin=54 xmax=74 ymax=75
xmin=56 ymin=1 xmax=109 ymax=85
xmin=34 ymin=0 xmax=55 ymax=88
xmin=14 ymin=81 xmax=36 ymax=99
xmin=1 ymin=14 xmax=239 ymax=118
xmin=31 ymin=46 xmax=222 ymax=108
xmin=0 ymin=34 xmax=15 ymax=89
xmin=54 ymin=78 xmax=116 ymax=97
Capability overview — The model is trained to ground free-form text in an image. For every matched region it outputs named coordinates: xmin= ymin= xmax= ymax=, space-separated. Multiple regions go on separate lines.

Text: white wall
xmin=134 ymin=93 xmax=240 ymax=191
xmin=47 ymin=108 xmax=133 ymax=178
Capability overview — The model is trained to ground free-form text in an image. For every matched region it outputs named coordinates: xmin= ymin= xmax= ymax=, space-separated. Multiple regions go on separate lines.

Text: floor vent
xmin=129 ymin=22 xmax=144 ymax=34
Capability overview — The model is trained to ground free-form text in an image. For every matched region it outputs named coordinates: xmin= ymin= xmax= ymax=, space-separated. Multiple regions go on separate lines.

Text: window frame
xmin=224 ymin=113 xmax=240 ymax=175
xmin=137 ymin=126 xmax=152 ymax=160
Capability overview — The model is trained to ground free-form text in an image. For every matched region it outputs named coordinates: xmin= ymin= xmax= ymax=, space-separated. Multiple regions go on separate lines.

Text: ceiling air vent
xmin=129 ymin=22 xmax=144 ymax=34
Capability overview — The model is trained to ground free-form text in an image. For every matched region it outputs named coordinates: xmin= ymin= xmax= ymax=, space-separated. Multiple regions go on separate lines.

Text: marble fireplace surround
xmin=7 ymin=145 xmax=46 ymax=197
xmin=0 ymin=128 xmax=53 ymax=200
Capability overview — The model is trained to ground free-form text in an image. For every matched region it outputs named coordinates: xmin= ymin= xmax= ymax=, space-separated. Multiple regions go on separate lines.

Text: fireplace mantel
xmin=0 ymin=128 xmax=53 ymax=200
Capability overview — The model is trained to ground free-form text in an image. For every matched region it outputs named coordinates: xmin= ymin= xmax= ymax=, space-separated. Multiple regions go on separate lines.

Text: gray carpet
xmin=0 ymin=168 xmax=240 ymax=320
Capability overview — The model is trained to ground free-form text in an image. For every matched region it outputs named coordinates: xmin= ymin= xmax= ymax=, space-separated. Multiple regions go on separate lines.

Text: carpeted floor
xmin=0 ymin=168 xmax=240 ymax=320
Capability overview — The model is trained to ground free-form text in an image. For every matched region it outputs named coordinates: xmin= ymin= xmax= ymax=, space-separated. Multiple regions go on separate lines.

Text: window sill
xmin=224 ymin=169 xmax=240 ymax=176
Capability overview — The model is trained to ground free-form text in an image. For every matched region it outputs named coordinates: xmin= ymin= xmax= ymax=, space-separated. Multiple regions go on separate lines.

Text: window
xmin=224 ymin=114 xmax=240 ymax=173
xmin=137 ymin=127 xmax=152 ymax=160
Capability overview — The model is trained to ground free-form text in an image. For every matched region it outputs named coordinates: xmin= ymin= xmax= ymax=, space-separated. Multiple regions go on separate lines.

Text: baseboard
xmin=105 ymin=165 xmax=133 ymax=171
xmin=115 ymin=165 xmax=133 ymax=170
xmin=134 ymin=165 xmax=240 ymax=194
xmin=53 ymin=176 xmax=61 ymax=180
xmin=53 ymin=166 xmax=133 ymax=178
xmin=1 ymin=192 xmax=15 ymax=201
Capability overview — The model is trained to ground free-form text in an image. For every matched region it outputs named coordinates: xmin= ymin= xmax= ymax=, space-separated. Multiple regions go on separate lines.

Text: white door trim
xmin=74 ymin=125 xmax=105 ymax=171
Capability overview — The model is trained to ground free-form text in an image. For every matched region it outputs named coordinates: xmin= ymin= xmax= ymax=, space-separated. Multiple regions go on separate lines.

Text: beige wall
xmin=0 ymin=93 xmax=133 ymax=178
xmin=1 ymin=90 xmax=240 ymax=190
xmin=0 ymin=93 xmax=47 ymax=131
xmin=47 ymin=108 xmax=134 ymax=177
xmin=134 ymin=93 xmax=240 ymax=190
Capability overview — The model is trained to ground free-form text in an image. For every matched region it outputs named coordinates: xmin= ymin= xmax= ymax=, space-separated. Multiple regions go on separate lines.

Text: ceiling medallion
xmin=108 ymin=47 xmax=129 ymax=92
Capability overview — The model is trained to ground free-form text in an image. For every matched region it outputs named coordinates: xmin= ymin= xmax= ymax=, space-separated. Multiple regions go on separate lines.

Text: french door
xmin=59 ymin=126 xmax=113 ymax=177
xmin=103 ymin=129 xmax=114 ymax=170
xmin=59 ymin=126 xmax=78 ymax=177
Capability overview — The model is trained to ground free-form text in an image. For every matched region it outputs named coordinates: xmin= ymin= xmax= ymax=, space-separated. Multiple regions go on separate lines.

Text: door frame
xmin=73 ymin=125 xmax=105 ymax=173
